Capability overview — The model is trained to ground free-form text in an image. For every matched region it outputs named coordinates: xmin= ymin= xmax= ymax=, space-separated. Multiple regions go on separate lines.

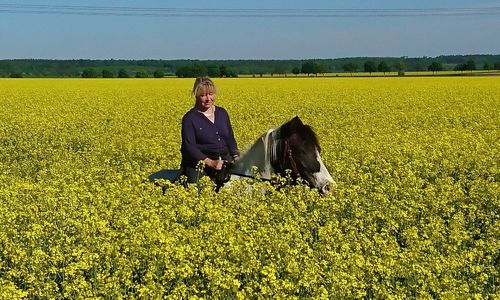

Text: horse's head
xmin=272 ymin=116 xmax=335 ymax=195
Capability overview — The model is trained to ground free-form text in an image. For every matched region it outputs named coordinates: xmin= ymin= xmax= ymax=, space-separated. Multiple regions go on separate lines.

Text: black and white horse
xmin=230 ymin=116 xmax=334 ymax=195
xmin=149 ymin=116 xmax=334 ymax=195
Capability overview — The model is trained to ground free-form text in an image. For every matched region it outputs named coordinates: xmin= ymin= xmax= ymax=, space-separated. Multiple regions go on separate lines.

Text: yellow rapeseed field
xmin=0 ymin=77 xmax=498 ymax=298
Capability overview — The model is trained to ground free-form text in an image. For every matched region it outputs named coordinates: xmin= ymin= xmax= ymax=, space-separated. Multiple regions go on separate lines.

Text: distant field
xmin=0 ymin=77 xmax=498 ymax=298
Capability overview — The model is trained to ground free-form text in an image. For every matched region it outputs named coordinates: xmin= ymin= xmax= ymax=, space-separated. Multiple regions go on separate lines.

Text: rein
xmin=229 ymin=170 xmax=272 ymax=182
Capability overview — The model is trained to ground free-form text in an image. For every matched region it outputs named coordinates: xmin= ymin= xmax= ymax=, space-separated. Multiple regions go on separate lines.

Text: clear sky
xmin=1 ymin=0 xmax=499 ymax=59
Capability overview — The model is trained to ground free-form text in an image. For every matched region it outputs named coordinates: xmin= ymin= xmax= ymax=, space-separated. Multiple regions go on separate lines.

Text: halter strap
xmin=283 ymin=139 xmax=316 ymax=185
xmin=283 ymin=140 xmax=300 ymax=177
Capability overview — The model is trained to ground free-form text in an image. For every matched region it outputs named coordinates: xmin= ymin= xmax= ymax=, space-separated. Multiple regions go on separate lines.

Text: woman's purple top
xmin=181 ymin=106 xmax=239 ymax=167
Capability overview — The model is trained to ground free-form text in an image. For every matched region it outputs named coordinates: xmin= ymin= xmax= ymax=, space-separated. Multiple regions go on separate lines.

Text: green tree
xmin=102 ymin=69 xmax=114 ymax=78
xmin=118 ymin=69 xmax=129 ymax=78
xmin=364 ymin=60 xmax=377 ymax=74
xmin=272 ymin=65 xmax=287 ymax=77
xmin=219 ymin=65 xmax=237 ymax=77
xmin=483 ymin=63 xmax=491 ymax=70
xmin=466 ymin=59 xmax=476 ymax=71
xmin=316 ymin=63 xmax=329 ymax=75
xmin=414 ymin=63 xmax=425 ymax=72
xmin=207 ymin=65 xmax=221 ymax=77
xmin=301 ymin=61 xmax=325 ymax=77
xmin=428 ymin=61 xmax=443 ymax=74
xmin=191 ymin=64 xmax=207 ymax=77
xmin=81 ymin=68 xmax=98 ymax=78
xmin=292 ymin=66 xmax=300 ymax=76
xmin=342 ymin=62 xmax=358 ymax=76
xmin=454 ymin=64 xmax=467 ymax=71
xmin=153 ymin=69 xmax=164 ymax=78
xmin=301 ymin=61 xmax=315 ymax=76
xmin=494 ymin=62 xmax=500 ymax=70
xmin=135 ymin=70 xmax=149 ymax=78
xmin=176 ymin=66 xmax=194 ymax=78
xmin=394 ymin=62 xmax=405 ymax=72
xmin=175 ymin=64 xmax=209 ymax=78
xmin=9 ymin=72 xmax=23 ymax=78
xmin=377 ymin=61 xmax=391 ymax=75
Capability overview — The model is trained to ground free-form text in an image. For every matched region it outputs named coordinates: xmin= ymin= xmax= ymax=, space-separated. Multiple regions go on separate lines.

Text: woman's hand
xmin=203 ymin=158 xmax=224 ymax=170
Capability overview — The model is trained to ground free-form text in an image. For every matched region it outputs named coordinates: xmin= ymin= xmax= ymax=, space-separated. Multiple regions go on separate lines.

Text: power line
xmin=1 ymin=4 xmax=500 ymax=18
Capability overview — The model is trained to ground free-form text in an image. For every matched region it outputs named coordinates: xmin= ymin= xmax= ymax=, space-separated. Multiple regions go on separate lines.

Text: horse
xmin=148 ymin=116 xmax=335 ymax=195
xmin=228 ymin=116 xmax=334 ymax=195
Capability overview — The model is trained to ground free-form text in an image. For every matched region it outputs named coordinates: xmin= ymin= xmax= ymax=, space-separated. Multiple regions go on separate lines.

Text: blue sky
xmin=1 ymin=0 xmax=499 ymax=59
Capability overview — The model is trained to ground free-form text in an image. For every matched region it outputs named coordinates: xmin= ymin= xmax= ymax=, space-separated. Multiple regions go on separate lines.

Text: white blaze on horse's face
xmin=313 ymin=149 xmax=335 ymax=195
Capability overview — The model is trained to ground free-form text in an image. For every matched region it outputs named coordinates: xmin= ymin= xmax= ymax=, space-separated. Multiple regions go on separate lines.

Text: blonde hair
xmin=192 ymin=77 xmax=217 ymax=100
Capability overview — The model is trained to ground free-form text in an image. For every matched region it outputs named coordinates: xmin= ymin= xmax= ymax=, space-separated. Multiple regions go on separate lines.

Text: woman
xmin=180 ymin=77 xmax=239 ymax=183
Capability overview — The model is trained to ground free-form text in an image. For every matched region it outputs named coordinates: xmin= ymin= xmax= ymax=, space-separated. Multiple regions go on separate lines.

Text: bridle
xmin=280 ymin=139 xmax=317 ymax=187
xmin=283 ymin=140 xmax=300 ymax=177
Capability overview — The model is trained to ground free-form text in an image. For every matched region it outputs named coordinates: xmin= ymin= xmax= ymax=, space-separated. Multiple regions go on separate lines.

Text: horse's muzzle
xmin=319 ymin=181 xmax=335 ymax=196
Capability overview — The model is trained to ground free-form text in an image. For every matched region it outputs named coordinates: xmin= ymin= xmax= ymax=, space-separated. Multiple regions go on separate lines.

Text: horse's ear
xmin=290 ymin=116 xmax=303 ymax=126
xmin=280 ymin=116 xmax=303 ymax=137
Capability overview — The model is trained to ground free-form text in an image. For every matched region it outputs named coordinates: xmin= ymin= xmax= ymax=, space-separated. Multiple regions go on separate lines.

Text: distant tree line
xmin=2 ymin=55 xmax=500 ymax=78
xmin=80 ymin=68 xmax=165 ymax=78
xmin=175 ymin=64 xmax=238 ymax=78
xmin=79 ymin=64 xmax=239 ymax=79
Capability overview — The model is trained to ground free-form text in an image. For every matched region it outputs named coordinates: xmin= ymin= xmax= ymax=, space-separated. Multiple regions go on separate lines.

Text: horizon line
xmin=2 ymin=53 xmax=500 ymax=61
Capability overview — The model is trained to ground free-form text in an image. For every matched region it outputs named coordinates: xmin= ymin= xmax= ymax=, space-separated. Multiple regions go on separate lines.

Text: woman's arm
xmin=181 ymin=115 xmax=206 ymax=162
xmin=223 ymin=110 xmax=239 ymax=157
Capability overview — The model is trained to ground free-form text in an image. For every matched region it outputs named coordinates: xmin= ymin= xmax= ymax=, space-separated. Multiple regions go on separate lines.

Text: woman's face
xmin=197 ymin=89 xmax=215 ymax=111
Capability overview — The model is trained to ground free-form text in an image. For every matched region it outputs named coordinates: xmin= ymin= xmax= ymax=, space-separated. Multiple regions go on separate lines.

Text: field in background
xmin=0 ymin=78 xmax=498 ymax=298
